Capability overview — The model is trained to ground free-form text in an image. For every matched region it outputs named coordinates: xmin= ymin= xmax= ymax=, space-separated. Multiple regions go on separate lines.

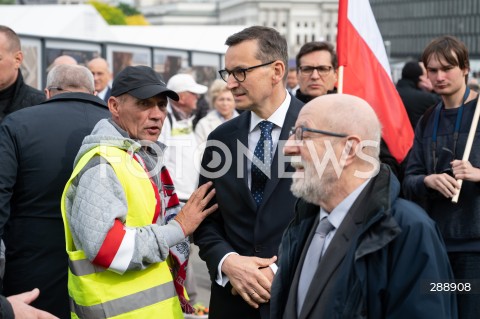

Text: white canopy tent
xmin=0 ymin=4 xmax=245 ymax=54
xmin=0 ymin=4 xmax=246 ymax=88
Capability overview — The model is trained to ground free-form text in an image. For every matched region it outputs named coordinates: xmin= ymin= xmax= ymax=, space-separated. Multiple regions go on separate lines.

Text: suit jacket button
xmin=254 ymin=245 xmax=262 ymax=253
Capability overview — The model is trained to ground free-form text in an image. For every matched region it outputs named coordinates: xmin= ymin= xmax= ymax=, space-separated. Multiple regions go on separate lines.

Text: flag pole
xmin=452 ymin=96 xmax=480 ymax=203
xmin=337 ymin=66 xmax=344 ymax=94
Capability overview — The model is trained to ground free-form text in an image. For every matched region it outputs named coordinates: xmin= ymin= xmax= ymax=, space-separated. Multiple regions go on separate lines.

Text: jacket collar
xmin=42 ymin=92 xmax=108 ymax=108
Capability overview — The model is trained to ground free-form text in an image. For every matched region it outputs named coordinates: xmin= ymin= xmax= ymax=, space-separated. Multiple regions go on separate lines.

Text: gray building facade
xmin=370 ymin=0 xmax=480 ymax=60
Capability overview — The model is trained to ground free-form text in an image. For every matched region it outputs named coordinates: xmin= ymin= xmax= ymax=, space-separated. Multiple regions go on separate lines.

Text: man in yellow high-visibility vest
xmin=62 ymin=65 xmax=217 ymax=319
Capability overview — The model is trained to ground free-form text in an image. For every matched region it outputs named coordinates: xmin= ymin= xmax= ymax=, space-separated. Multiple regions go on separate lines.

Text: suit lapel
xmin=285 ymin=213 xmax=320 ymax=319
xmin=233 ymin=112 xmax=257 ymax=211
xmin=299 ymin=180 xmax=375 ymax=319
xmin=103 ymin=87 xmax=111 ymax=102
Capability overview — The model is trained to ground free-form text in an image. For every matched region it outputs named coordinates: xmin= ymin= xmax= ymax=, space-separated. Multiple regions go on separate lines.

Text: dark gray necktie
xmin=297 ymin=216 xmax=335 ymax=315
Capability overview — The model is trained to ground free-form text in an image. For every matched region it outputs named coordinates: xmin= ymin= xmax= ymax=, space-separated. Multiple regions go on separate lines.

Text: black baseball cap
xmin=111 ymin=65 xmax=179 ymax=101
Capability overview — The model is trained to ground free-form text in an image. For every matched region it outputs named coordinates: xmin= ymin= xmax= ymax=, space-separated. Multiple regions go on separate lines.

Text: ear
xmin=13 ymin=51 xmax=23 ymax=69
xmin=44 ymin=88 xmax=51 ymax=99
xmin=341 ymin=136 xmax=361 ymax=166
xmin=108 ymin=96 xmax=119 ymax=117
xmin=273 ymin=61 xmax=286 ymax=84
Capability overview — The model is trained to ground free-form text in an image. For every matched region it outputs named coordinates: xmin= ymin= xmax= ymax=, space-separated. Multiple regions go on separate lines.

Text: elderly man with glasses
xmin=271 ymin=93 xmax=457 ymax=319
xmin=194 ymin=26 xmax=303 ymax=319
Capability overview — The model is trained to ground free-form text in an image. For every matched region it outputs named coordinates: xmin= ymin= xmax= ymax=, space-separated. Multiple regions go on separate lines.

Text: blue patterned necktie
xmin=251 ymin=121 xmax=274 ymax=207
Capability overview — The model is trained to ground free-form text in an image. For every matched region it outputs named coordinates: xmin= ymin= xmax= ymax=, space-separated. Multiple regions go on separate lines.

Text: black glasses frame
xmin=48 ymin=86 xmax=70 ymax=92
xmin=218 ymin=61 xmax=275 ymax=83
xmin=289 ymin=125 xmax=348 ymax=143
xmin=298 ymin=65 xmax=333 ymax=76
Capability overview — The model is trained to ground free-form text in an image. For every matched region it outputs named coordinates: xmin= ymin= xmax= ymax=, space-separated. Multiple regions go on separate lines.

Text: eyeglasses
xmin=289 ymin=125 xmax=348 ymax=143
xmin=218 ymin=61 xmax=275 ymax=83
xmin=298 ymin=65 xmax=333 ymax=76
xmin=48 ymin=87 xmax=71 ymax=93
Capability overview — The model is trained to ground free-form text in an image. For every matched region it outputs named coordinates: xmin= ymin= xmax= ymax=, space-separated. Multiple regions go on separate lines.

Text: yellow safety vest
xmin=61 ymin=145 xmax=183 ymax=319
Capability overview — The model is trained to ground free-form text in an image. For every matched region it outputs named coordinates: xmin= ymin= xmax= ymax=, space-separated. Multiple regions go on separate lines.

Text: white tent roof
xmin=109 ymin=25 xmax=245 ymax=54
xmin=0 ymin=5 xmax=114 ymax=42
xmin=0 ymin=4 xmax=245 ymax=54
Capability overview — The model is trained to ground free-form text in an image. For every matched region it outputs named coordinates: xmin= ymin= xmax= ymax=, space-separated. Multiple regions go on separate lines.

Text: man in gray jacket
xmin=62 ymin=65 xmax=217 ymax=318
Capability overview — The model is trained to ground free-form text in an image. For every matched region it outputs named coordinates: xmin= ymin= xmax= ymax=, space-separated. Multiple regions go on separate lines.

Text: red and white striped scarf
xmin=133 ymin=153 xmax=194 ymax=314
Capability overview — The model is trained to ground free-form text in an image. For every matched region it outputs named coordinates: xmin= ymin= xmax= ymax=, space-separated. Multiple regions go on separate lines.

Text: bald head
xmin=0 ymin=25 xmax=21 ymax=52
xmin=0 ymin=25 xmax=22 ymax=91
xmin=87 ymin=57 xmax=108 ymax=70
xmin=47 ymin=55 xmax=77 ymax=73
xmin=54 ymin=55 xmax=77 ymax=66
xmin=303 ymin=94 xmax=381 ymax=146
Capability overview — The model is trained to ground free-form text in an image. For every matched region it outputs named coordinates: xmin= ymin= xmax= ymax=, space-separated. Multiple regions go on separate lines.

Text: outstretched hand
xmin=7 ymin=288 xmax=59 ymax=319
xmin=174 ymin=181 xmax=218 ymax=236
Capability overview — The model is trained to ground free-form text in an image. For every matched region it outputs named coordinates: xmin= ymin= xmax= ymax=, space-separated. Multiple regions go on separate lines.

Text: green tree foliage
xmin=117 ymin=3 xmax=140 ymax=16
xmin=89 ymin=0 xmax=127 ymax=25
xmin=0 ymin=0 xmax=15 ymax=4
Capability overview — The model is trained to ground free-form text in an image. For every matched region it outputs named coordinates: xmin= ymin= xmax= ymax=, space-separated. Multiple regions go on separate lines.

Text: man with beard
xmin=270 ymin=94 xmax=456 ymax=319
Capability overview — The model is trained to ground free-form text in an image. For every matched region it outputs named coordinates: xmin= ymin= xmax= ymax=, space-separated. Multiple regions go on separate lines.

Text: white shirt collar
xmin=97 ymin=86 xmax=110 ymax=100
xmin=320 ymin=179 xmax=371 ymax=230
xmin=249 ymin=90 xmax=291 ymax=132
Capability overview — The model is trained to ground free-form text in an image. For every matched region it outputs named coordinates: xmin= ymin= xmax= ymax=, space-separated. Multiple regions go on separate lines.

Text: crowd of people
xmin=0 ymin=22 xmax=479 ymax=319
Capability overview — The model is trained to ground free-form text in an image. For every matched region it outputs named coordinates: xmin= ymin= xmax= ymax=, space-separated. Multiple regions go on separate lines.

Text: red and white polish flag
xmin=337 ymin=0 xmax=413 ymax=163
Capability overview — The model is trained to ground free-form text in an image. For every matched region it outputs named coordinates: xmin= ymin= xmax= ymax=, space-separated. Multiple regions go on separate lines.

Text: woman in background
xmin=195 ymin=79 xmax=238 ymax=146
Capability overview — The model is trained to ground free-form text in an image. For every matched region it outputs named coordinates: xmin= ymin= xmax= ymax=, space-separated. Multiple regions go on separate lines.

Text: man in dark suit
xmin=87 ymin=57 xmax=112 ymax=102
xmin=194 ymin=26 xmax=303 ymax=319
xmin=0 ymin=64 xmax=109 ymax=318
xmin=270 ymin=94 xmax=457 ymax=319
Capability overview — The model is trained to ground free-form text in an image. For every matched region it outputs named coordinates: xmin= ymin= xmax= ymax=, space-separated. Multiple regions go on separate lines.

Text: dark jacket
xmin=403 ymin=97 xmax=480 ymax=243
xmin=0 ymin=70 xmax=45 ymax=122
xmin=0 ymin=295 xmax=13 ymax=319
xmin=295 ymin=88 xmax=337 ymax=103
xmin=0 ymin=93 xmax=109 ymax=318
xmin=396 ymin=78 xmax=440 ymax=129
xmin=271 ymin=165 xmax=457 ymax=319
xmin=194 ymin=96 xmax=304 ymax=319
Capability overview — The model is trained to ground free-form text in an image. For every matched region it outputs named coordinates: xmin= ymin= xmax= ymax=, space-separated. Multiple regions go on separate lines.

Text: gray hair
xmin=46 ymin=64 xmax=94 ymax=94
